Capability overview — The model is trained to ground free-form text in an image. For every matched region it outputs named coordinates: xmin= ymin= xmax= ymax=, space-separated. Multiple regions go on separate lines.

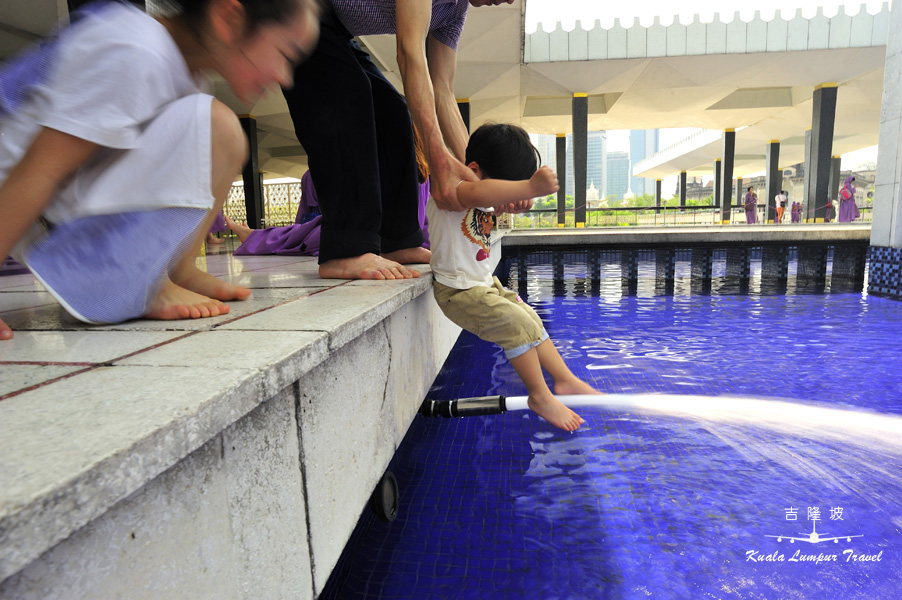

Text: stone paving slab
xmin=0 ymin=251 xmax=435 ymax=582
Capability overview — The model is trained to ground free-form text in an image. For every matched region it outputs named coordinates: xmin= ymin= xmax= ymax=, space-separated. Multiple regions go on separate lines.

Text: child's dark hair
xmin=465 ymin=123 xmax=540 ymax=181
xmin=161 ymin=0 xmax=308 ymax=34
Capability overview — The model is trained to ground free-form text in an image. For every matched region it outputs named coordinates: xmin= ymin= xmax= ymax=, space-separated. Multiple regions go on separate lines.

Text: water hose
xmin=419 ymin=394 xmax=640 ymax=418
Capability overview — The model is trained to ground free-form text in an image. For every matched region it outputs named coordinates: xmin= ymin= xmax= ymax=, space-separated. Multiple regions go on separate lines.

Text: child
xmin=427 ymin=123 xmax=598 ymax=432
xmin=0 ymin=0 xmax=319 ymax=340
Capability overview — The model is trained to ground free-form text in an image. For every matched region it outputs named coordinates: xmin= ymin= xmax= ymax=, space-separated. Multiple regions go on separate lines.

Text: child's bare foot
xmin=0 ymin=317 xmax=12 ymax=340
xmin=554 ymin=378 xmax=602 ymax=396
xmin=224 ymin=214 xmax=253 ymax=244
xmin=205 ymin=232 xmax=224 ymax=245
xmin=319 ymin=253 xmax=420 ymax=280
xmin=146 ymin=279 xmax=230 ymax=320
xmin=527 ymin=393 xmax=584 ymax=431
xmin=382 ymin=246 xmax=431 ymax=265
xmin=173 ymin=264 xmax=251 ymax=301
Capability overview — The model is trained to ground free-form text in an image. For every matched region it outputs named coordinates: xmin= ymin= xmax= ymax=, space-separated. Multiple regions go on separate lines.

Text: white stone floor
xmin=0 ymin=240 xmax=434 ymax=582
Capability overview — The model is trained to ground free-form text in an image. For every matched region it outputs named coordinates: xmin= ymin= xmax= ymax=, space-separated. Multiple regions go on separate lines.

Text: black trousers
xmin=283 ymin=9 xmax=423 ymax=264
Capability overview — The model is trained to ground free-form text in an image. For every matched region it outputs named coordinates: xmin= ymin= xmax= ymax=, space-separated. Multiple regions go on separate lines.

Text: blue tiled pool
xmin=322 ymin=251 xmax=902 ymax=599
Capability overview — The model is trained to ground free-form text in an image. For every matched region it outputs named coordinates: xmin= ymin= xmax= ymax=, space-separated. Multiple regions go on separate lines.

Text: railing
xmin=226 ymin=183 xmax=874 ymax=231
xmin=504 ymin=204 xmax=874 ymax=229
xmin=225 ymin=182 xmax=305 ymax=229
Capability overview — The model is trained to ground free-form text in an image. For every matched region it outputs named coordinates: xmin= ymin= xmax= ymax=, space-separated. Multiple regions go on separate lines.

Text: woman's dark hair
xmin=465 ymin=123 xmax=540 ymax=181
xmin=164 ymin=0 xmax=306 ymax=34
xmin=747 ymin=186 xmax=753 ymax=191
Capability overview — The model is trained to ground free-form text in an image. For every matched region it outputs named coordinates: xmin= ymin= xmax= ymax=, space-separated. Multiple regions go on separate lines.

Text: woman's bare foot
xmin=0 ymin=317 xmax=13 ymax=340
xmin=146 ymin=278 xmax=230 ymax=320
xmin=319 ymin=253 xmax=420 ymax=280
xmin=554 ymin=378 xmax=602 ymax=396
xmin=224 ymin=214 xmax=254 ymax=245
xmin=527 ymin=392 xmax=585 ymax=432
xmin=172 ymin=264 xmax=252 ymax=302
xmin=205 ymin=232 xmax=224 ymax=245
xmin=383 ymin=246 xmax=431 ymax=265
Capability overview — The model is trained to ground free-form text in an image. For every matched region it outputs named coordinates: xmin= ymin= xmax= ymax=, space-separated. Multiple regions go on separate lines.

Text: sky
xmin=527 ymin=0 xmax=885 ymax=175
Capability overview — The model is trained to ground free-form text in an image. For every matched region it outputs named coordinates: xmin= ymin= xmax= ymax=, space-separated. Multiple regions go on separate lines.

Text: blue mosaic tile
xmin=322 ymin=252 xmax=902 ymax=599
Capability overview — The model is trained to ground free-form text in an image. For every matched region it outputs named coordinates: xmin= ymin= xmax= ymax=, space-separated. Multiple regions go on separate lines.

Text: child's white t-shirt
xmin=427 ymin=197 xmax=501 ymax=290
xmin=0 ymin=2 xmax=213 ymax=221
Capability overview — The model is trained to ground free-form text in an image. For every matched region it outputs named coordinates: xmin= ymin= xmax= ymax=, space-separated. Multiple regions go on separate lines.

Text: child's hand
xmin=529 ymin=166 xmax=559 ymax=197
xmin=495 ymin=199 xmax=533 ymax=215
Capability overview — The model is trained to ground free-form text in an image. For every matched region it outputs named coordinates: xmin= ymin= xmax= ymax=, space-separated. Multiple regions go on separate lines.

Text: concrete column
xmin=734 ymin=177 xmax=743 ymax=222
xmin=655 ymin=248 xmax=675 ymax=296
xmin=807 ymin=84 xmax=838 ymax=223
xmin=588 ymin=250 xmax=601 ymax=296
xmin=691 ymin=248 xmax=713 ymax=295
xmin=762 ymin=246 xmax=789 ymax=280
xmin=572 ymin=94 xmax=588 ymax=228
xmin=239 ymin=115 xmax=264 ymax=229
xmin=621 ymin=249 xmax=638 ymax=296
xmin=831 ymin=244 xmax=867 ymax=292
xmin=456 ymin=98 xmax=470 ymax=134
xmin=868 ymin=4 xmax=902 ymax=299
xmin=725 ymin=247 xmax=751 ymax=280
xmin=714 ymin=159 xmax=722 ymax=208
xmin=555 ymin=134 xmax=567 ymax=227
xmin=679 ymin=171 xmax=687 ymax=209
xmin=803 ymin=128 xmax=813 ymax=219
xmin=655 ymin=179 xmax=662 ymax=215
xmin=765 ymin=141 xmax=781 ymax=223
xmin=797 ymin=246 xmax=828 ymax=293
xmin=720 ymin=129 xmax=735 ymax=223
xmin=828 ymin=155 xmax=842 ymax=221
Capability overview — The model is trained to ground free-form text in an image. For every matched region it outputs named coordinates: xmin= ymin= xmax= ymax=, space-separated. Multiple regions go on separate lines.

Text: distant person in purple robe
xmin=790 ymin=200 xmax=802 ymax=223
xmin=838 ymin=176 xmax=860 ymax=222
xmin=744 ymin=186 xmax=758 ymax=224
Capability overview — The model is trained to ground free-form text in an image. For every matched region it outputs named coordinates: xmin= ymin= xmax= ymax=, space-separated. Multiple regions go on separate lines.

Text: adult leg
xmin=360 ymin=55 xmax=428 ymax=265
xmin=283 ymin=11 xmax=416 ymax=280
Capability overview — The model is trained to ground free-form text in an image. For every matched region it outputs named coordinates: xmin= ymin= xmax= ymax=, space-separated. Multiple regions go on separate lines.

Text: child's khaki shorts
xmin=433 ymin=277 xmax=549 ymax=359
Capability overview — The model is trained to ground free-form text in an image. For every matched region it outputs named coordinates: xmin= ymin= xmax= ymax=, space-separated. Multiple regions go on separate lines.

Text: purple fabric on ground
xmin=209 ymin=212 xmax=226 ymax=233
xmin=234 ymin=216 xmax=323 ymax=256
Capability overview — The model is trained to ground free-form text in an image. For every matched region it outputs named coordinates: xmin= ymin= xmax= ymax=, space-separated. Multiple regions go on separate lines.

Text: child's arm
xmin=456 ymin=165 xmax=559 ymax=211
xmin=0 ymin=128 xmax=98 ymax=340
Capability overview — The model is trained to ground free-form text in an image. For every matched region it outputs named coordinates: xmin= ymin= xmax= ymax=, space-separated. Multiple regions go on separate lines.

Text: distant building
xmin=530 ymin=131 xmax=607 ymax=200
xmin=630 ymin=130 xmax=659 ymax=196
xmin=606 ymin=151 xmax=630 ymax=200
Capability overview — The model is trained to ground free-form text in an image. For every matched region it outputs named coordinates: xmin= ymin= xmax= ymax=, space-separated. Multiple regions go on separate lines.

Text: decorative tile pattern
xmin=868 ymin=245 xmax=902 ymax=299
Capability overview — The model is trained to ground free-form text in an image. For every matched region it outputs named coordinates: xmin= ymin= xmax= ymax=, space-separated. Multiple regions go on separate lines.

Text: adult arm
xmin=0 ymin=128 xmax=99 ymax=340
xmin=395 ymin=0 xmax=475 ymax=212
